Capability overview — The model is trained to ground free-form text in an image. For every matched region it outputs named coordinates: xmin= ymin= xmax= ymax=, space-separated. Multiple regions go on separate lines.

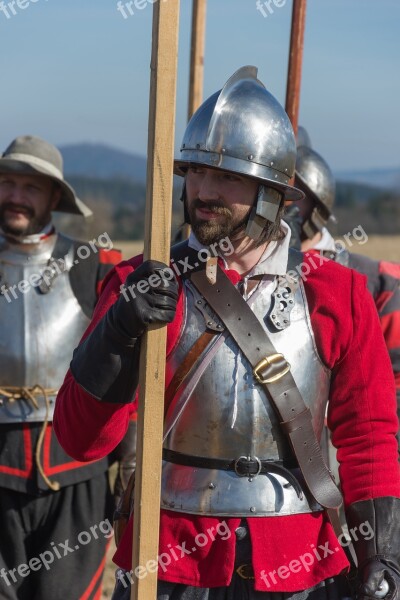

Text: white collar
xmin=312 ymin=227 xmax=337 ymax=252
xmin=0 ymin=222 xmax=55 ymax=246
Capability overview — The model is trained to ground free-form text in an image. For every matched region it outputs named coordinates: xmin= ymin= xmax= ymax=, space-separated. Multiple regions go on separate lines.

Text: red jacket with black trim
xmin=0 ymin=241 xmax=122 ymax=494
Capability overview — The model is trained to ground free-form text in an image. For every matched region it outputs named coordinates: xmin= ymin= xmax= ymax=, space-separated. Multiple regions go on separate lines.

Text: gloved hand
xmin=346 ymin=497 xmax=400 ymax=600
xmin=70 ymin=260 xmax=178 ymax=403
xmin=107 ymin=260 xmax=178 ymax=340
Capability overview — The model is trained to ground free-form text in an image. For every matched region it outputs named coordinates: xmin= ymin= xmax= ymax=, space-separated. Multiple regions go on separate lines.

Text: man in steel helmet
xmin=291 ymin=140 xmax=400 ymax=452
xmin=54 ymin=68 xmax=400 ymax=600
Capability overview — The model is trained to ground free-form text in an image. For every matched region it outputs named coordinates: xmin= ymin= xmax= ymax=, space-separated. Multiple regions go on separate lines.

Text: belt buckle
xmin=234 ymin=455 xmax=262 ymax=477
xmin=236 ymin=564 xmax=254 ymax=580
xmin=253 ymin=353 xmax=290 ymax=384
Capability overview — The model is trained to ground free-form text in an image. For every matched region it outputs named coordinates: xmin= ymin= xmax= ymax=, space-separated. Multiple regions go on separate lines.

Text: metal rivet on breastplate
xmin=271 ymin=315 xmax=276 ymax=319
xmin=276 ymin=322 xmax=281 ymax=327
xmin=197 ymin=300 xmax=202 ymax=305
xmin=289 ymin=300 xmax=294 ymax=304
xmin=217 ymin=325 xmax=222 ymax=329
xmin=208 ymin=483 xmax=216 ymax=490
xmin=250 ymin=507 xmax=256 ymax=513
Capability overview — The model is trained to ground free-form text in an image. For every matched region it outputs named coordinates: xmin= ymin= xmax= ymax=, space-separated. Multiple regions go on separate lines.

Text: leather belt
xmin=162 ymin=448 xmax=303 ymax=498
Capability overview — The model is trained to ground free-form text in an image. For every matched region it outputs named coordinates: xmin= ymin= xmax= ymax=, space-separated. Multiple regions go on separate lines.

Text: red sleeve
xmin=304 ymin=255 xmax=400 ymax=505
xmin=95 ymin=247 xmax=123 ymax=298
xmin=376 ymin=264 xmax=400 ymax=400
xmin=54 ymin=255 xmax=184 ymax=462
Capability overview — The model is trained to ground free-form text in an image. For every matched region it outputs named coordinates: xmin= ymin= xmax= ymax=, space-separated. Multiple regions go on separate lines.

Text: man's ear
xmin=50 ymin=183 xmax=61 ymax=210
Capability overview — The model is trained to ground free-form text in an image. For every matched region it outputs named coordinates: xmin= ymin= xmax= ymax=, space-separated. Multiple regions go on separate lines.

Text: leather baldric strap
xmin=190 ymin=265 xmax=342 ymax=511
xmin=164 ymin=330 xmax=216 ymax=414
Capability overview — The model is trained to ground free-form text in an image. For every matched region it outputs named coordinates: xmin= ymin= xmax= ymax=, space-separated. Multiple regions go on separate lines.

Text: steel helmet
xmin=295 ymin=145 xmax=336 ymax=237
xmin=296 ymin=126 xmax=312 ymax=149
xmin=174 ymin=66 xmax=304 ymax=203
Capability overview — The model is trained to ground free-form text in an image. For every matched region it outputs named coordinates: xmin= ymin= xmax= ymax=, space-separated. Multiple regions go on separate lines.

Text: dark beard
xmin=187 ymin=198 xmax=248 ymax=246
xmin=0 ymin=204 xmax=49 ymax=237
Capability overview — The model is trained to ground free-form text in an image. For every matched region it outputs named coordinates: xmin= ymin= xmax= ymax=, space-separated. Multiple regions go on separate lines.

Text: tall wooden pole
xmin=131 ymin=2 xmax=180 ymax=599
xmin=285 ymin=0 xmax=307 ymax=139
xmin=188 ymin=0 xmax=207 ymax=121
xmin=183 ymin=0 xmax=207 ymax=240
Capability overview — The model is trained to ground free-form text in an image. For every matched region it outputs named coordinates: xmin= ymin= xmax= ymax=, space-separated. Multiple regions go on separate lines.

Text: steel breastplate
xmin=0 ymin=235 xmax=91 ymax=423
xmin=161 ymin=275 xmax=331 ymax=517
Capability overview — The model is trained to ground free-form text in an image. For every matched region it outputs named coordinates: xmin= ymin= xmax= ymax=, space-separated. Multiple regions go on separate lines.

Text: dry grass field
xmin=114 ymin=236 xmax=400 ymax=262
xmin=100 ymin=234 xmax=400 ymax=599
xmin=348 ymin=235 xmax=400 ymax=262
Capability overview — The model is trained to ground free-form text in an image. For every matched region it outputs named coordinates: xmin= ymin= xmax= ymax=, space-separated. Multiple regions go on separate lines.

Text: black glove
xmin=283 ymin=203 xmax=303 ymax=250
xmin=108 ymin=260 xmax=178 ymax=339
xmin=71 ymin=260 xmax=178 ymax=403
xmin=346 ymin=497 xmax=400 ymax=600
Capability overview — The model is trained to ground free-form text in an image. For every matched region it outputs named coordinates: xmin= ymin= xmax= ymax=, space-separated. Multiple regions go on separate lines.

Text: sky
xmin=0 ymin=0 xmax=399 ymax=172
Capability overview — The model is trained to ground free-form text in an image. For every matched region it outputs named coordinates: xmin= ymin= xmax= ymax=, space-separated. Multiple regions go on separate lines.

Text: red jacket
xmin=54 ymin=252 xmax=400 ymax=592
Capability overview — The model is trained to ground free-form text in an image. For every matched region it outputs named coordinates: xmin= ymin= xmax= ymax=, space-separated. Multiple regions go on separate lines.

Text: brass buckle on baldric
xmin=253 ymin=353 xmax=290 ymax=384
xmin=235 ymin=564 xmax=255 ymax=580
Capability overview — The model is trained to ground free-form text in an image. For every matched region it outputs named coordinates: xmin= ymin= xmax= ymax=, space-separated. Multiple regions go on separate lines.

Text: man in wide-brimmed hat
xmin=0 ymin=135 xmax=122 ymax=599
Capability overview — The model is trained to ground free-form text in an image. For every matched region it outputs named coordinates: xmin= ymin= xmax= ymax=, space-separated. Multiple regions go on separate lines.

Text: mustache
xmin=0 ymin=203 xmax=35 ymax=219
xmin=192 ymin=199 xmax=232 ymax=217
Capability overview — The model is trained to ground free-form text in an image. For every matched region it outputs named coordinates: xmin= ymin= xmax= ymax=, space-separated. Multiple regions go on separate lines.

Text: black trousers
xmin=0 ymin=472 xmax=113 ymax=600
xmin=111 ymin=524 xmax=352 ymax=600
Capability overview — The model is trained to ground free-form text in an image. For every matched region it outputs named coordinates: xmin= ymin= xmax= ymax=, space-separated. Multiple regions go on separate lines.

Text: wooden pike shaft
xmin=131 ymin=2 xmax=180 ymax=599
xmin=188 ymin=0 xmax=207 ymax=120
xmin=285 ymin=0 xmax=307 ymax=138
xmin=183 ymin=0 xmax=207 ymax=240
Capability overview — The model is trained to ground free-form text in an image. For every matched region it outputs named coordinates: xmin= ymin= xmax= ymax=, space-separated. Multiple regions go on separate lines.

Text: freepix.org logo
xmin=0 ymin=0 xmax=48 ymax=19
xmin=256 ymin=0 xmax=288 ymax=18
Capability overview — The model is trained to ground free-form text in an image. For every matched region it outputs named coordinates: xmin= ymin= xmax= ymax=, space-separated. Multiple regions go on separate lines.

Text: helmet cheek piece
xmin=302 ymin=199 xmax=335 ymax=240
xmin=179 ymin=180 xmax=191 ymax=224
xmin=246 ymin=186 xmax=283 ymax=242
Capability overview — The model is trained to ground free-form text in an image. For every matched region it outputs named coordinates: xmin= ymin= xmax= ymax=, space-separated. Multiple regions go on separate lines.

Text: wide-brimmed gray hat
xmin=0 ymin=135 xmax=92 ymax=217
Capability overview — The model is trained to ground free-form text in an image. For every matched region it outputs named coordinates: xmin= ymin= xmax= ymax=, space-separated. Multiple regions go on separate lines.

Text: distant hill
xmin=61 ymin=142 xmax=400 ymax=193
xmin=336 ymin=167 xmax=400 ymax=191
xmin=60 ymin=143 xmax=147 ymax=183
xmin=55 ymin=143 xmax=400 ymax=239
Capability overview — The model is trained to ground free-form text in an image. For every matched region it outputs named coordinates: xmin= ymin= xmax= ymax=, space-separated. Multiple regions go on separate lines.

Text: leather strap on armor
xmin=164 ymin=330 xmax=216 ymax=412
xmin=190 ymin=264 xmax=342 ymax=511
